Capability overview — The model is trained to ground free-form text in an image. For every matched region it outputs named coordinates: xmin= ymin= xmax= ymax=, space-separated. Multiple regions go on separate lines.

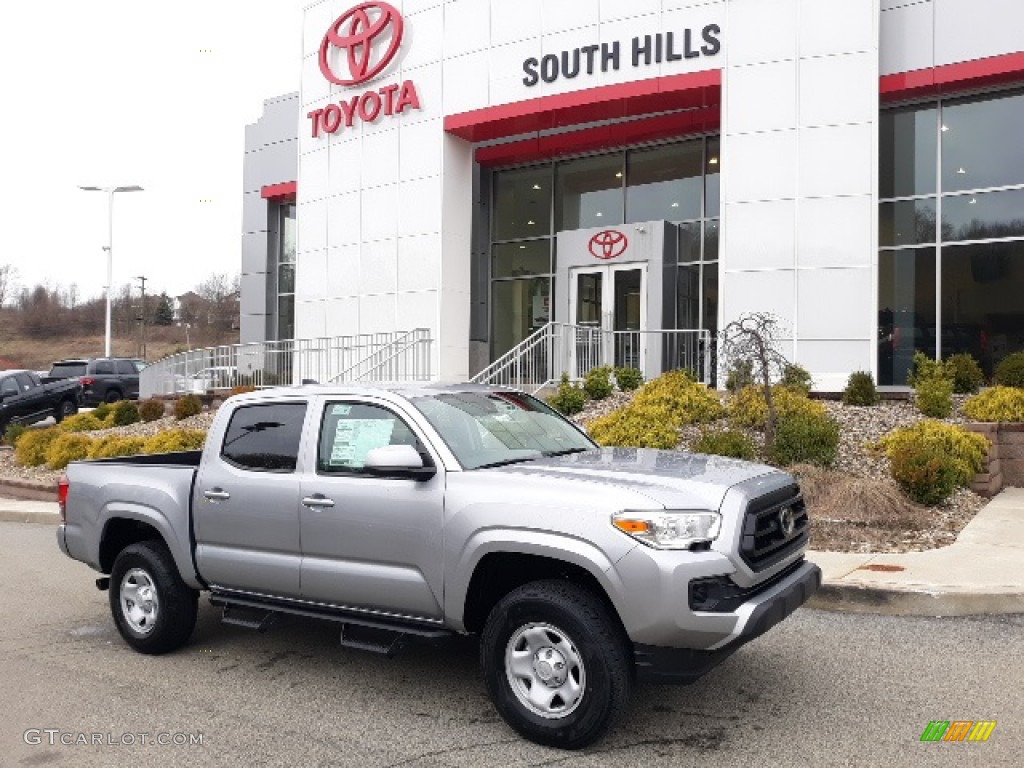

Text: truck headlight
xmin=612 ymin=510 xmax=722 ymax=550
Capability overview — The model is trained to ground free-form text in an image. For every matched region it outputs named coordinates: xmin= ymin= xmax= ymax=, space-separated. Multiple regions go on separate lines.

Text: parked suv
xmin=45 ymin=358 xmax=146 ymax=405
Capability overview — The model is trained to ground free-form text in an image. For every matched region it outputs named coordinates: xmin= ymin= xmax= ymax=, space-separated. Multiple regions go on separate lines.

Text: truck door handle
xmin=302 ymin=494 xmax=335 ymax=509
xmin=203 ymin=488 xmax=231 ymax=501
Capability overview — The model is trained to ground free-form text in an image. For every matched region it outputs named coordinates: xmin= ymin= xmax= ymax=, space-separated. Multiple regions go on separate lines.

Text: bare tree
xmin=0 ymin=263 xmax=17 ymax=307
xmin=720 ymin=313 xmax=790 ymax=449
xmin=196 ymin=272 xmax=240 ymax=333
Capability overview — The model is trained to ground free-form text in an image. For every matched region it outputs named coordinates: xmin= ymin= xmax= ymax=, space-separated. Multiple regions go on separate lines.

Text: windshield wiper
xmin=474 ymin=457 xmax=539 ymax=470
xmin=542 ymin=448 xmax=591 ymax=457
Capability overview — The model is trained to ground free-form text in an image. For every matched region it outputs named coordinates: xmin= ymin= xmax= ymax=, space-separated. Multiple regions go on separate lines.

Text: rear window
xmin=93 ymin=361 xmax=115 ymax=375
xmin=221 ymin=402 xmax=307 ymax=472
xmin=49 ymin=363 xmax=86 ymax=378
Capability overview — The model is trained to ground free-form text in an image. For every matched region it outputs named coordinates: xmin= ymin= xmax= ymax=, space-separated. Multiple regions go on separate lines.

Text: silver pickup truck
xmin=57 ymin=383 xmax=820 ymax=749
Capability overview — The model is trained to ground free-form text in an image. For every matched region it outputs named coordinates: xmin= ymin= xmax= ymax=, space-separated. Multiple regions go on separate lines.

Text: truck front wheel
xmin=109 ymin=540 xmax=198 ymax=654
xmin=480 ymin=580 xmax=632 ymax=749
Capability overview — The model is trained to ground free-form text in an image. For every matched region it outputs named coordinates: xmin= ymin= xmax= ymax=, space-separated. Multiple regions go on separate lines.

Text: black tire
xmin=104 ymin=389 xmax=123 ymax=404
xmin=53 ymin=399 xmax=77 ymax=423
xmin=109 ymin=540 xmax=198 ymax=655
xmin=480 ymin=580 xmax=632 ymax=749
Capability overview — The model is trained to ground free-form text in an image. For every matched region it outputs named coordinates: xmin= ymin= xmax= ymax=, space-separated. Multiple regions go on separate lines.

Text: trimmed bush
xmin=139 ymin=398 xmax=166 ymax=422
xmin=781 ymin=364 xmax=813 ymax=396
xmin=92 ymin=402 xmax=114 ymax=423
xmin=888 ymin=441 xmax=963 ymax=506
xmin=770 ymin=412 xmax=840 ymax=468
xmin=14 ymin=429 xmax=61 ymax=467
xmin=877 ymin=420 xmax=988 ymax=494
xmin=174 ymin=394 xmax=202 ymax=420
xmin=944 ymin=353 xmax=985 ymax=395
xmin=143 ymin=429 xmax=207 ymax=454
xmin=914 ymin=376 xmax=953 ymax=418
xmin=613 ymin=367 xmax=643 ymax=392
xmin=582 ymin=366 xmax=614 ymax=400
xmin=632 ymin=370 xmax=724 ymax=425
xmin=58 ymin=413 xmax=105 ymax=433
xmin=728 ymin=385 xmax=826 ymax=430
xmin=588 ymin=406 xmax=680 ymax=449
xmin=3 ymin=423 xmax=27 ymax=446
xmin=725 ymin=359 xmax=755 ymax=393
xmin=907 ymin=351 xmax=945 ymax=387
xmin=843 ymin=371 xmax=879 ymax=406
xmin=111 ymin=400 xmax=140 ymax=427
xmin=548 ymin=374 xmax=588 ymax=416
xmin=89 ymin=436 xmax=147 ymax=459
xmin=963 ymin=386 xmax=1024 ymax=422
xmin=46 ymin=432 xmax=95 ymax=470
xmin=994 ymin=352 xmax=1024 ymax=388
xmin=692 ymin=428 xmax=756 ymax=460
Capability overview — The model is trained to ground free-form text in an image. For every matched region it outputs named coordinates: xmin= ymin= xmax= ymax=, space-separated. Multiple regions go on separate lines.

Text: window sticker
xmin=330 ymin=419 xmax=395 ymax=467
xmin=331 ymin=404 xmax=353 ymax=416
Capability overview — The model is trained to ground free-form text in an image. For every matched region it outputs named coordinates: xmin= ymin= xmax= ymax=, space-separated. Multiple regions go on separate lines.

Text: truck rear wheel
xmin=480 ymin=580 xmax=632 ymax=749
xmin=109 ymin=540 xmax=197 ymax=654
xmin=54 ymin=399 xmax=77 ymax=423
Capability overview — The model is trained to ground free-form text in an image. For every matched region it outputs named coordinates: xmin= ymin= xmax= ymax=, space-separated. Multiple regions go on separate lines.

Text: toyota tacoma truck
xmin=0 ymin=369 xmax=80 ymax=433
xmin=56 ymin=383 xmax=820 ymax=749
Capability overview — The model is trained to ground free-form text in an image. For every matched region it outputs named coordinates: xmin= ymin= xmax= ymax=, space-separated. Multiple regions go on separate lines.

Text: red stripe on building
xmin=261 ymin=181 xmax=298 ymax=200
xmin=881 ymin=51 xmax=1024 ymax=102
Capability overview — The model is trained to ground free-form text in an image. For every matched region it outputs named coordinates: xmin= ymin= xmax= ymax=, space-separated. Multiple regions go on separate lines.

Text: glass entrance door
xmin=569 ymin=265 xmax=647 ymax=376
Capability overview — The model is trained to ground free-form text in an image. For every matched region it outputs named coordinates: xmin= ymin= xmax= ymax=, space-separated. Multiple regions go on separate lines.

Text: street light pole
xmin=79 ymin=185 xmax=144 ymax=357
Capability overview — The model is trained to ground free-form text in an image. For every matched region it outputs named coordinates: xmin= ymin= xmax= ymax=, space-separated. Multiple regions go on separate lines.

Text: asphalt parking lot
xmin=2 ymin=521 xmax=1021 ymax=767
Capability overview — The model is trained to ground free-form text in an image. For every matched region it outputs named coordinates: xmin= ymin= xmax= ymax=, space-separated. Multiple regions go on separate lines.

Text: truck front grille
xmin=739 ymin=484 xmax=809 ymax=571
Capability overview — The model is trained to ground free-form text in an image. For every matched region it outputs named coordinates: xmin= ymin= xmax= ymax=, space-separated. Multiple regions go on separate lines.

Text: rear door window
xmin=221 ymin=402 xmax=307 ymax=472
xmin=116 ymin=360 xmax=136 ymax=375
xmin=93 ymin=361 xmax=115 ymax=375
xmin=14 ymin=373 xmax=34 ymax=391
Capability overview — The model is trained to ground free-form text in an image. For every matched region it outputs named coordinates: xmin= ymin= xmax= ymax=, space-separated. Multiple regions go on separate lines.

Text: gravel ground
xmin=576 ymin=390 xmax=988 ymax=554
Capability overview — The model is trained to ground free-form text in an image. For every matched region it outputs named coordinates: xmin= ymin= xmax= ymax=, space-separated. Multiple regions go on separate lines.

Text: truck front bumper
xmin=632 ymin=560 xmax=821 ymax=683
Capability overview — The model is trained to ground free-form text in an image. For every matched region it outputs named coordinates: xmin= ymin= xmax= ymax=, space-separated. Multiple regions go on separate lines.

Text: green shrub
xmin=692 ymin=428 xmax=756 ymax=460
xmin=907 ymin=351 xmax=945 ymax=387
xmin=3 ymin=423 xmax=27 ymax=446
xmin=877 ymin=420 xmax=988 ymax=492
xmin=174 ymin=394 xmax=203 ymax=420
xmin=728 ymin=385 xmax=826 ymax=430
xmin=14 ymin=429 xmax=61 ymax=467
xmin=843 ymin=371 xmax=879 ymax=406
xmin=89 ymin=436 xmax=147 ymax=459
xmin=613 ymin=367 xmax=643 ymax=392
xmin=91 ymin=403 xmax=114 ymax=424
xmin=781 ymin=364 xmax=813 ymax=396
xmin=915 ymin=376 xmax=953 ymax=418
xmin=588 ymin=406 xmax=680 ymax=449
xmin=46 ymin=432 xmax=95 ymax=470
xmin=632 ymin=370 xmax=724 ymax=425
xmin=994 ymin=352 xmax=1024 ymax=388
xmin=888 ymin=441 xmax=963 ymax=505
xmin=582 ymin=366 xmax=614 ymax=400
xmin=548 ymin=374 xmax=588 ymax=416
xmin=943 ymin=353 xmax=985 ymax=394
xmin=963 ymin=386 xmax=1024 ymax=422
xmin=111 ymin=400 xmax=140 ymax=427
xmin=58 ymin=413 xmax=105 ymax=433
xmin=769 ymin=412 xmax=840 ymax=468
xmin=725 ymin=359 xmax=755 ymax=393
xmin=143 ymin=429 xmax=207 ymax=454
xmin=139 ymin=398 xmax=166 ymax=422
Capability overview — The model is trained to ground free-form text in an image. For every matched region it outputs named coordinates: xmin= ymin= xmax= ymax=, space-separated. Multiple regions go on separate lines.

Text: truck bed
xmin=83 ymin=450 xmax=203 ymax=467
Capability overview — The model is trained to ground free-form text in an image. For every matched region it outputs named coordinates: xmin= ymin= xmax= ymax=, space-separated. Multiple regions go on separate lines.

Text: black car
xmin=0 ymin=370 xmax=81 ymax=433
xmin=45 ymin=358 xmax=147 ymax=406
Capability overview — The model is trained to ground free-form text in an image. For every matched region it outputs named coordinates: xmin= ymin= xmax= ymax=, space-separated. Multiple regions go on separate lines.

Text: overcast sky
xmin=0 ymin=0 xmax=310 ymax=303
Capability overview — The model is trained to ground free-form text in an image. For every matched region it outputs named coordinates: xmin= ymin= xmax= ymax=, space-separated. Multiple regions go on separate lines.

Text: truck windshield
xmin=411 ymin=391 xmax=596 ymax=470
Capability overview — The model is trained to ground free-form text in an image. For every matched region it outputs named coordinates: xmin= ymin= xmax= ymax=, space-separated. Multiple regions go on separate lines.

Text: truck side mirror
xmin=365 ymin=444 xmax=436 ymax=480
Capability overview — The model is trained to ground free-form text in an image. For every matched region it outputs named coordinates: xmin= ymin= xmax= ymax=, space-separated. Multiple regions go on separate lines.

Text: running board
xmin=339 ymin=624 xmax=408 ymax=657
xmin=221 ymin=604 xmax=278 ymax=633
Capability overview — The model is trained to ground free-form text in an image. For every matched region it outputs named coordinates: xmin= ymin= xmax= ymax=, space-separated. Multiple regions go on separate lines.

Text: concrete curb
xmin=808 ymin=582 xmax=1024 ymax=617
xmin=0 ymin=478 xmax=57 ymax=502
xmin=0 ymin=509 xmax=60 ymax=525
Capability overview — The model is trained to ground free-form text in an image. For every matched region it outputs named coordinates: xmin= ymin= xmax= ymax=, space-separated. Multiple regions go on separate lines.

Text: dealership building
xmin=241 ymin=0 xmax=1024 ymax=390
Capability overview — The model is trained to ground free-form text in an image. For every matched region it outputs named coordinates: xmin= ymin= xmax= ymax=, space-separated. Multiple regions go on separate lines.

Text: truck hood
xmin=484 ymin=448 xmax=782 ymax=511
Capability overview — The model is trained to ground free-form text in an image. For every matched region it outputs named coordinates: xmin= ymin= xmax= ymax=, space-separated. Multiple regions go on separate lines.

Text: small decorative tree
xmin=720 ymin=313 xmax=791 ymax=450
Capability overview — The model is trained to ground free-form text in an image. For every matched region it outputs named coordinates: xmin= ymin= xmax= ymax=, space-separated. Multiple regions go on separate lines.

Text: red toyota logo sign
xmin=589 ymin=230 xmax=628 ymax=260
xmin=319 ymin=2 xmax=404 ymax=86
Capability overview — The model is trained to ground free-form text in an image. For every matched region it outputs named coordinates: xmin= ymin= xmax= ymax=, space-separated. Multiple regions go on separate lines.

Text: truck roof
xmin=229 ymin=381 xmax=515 ymax=403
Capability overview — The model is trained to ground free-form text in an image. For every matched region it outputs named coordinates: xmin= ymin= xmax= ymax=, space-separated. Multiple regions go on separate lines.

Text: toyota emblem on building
xmin=779 ymin=506 xmax=796 ymax=538
xmin=319 ymin=2 xmax=404 ymax=86
xmin=588 ymin=230 xmax=628 ymax=260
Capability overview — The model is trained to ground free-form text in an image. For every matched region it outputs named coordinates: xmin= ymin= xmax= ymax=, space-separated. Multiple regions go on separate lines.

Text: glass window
xmin=0 ymin=378 xmax=17 ymax=397
xmin=702 ymin=261 xmax=719 ymax=334
xmin=626 ymin=142 xmax=703 ymax=223
xmin=281 ymin=205 xmax=296 ymax=263
xmin=942 ymin=91 xmax=1024 ymax=193
xmin=677 ymin=264 xmax=700 ymax=329
xmin=221 ymin=402 xmax=307 ymax=472
xmin=493 ymin=167 xmax=552 ymax=241
xmin=704 ymin=220 xmax=719 ymax=262
xmin=942 ymin=188 xmax=1024 ymax=243
xmin=575 ymin=272 xmax=602 ymax=326
xmin=278 ymin=296 xmax=295 ymax=341
xmin=115 ymin=361 xmax=136 ymax=375
xmin=879 ymin=199 xmax=937 ymax=247
xmin=491 ymin=278 xmax=550 ymax=359
xmin=555 ymin=154 xmax=624 ymax=231
xmin=678 ymin=222 xmax=701 ymax=262
xmin=705 ymin=138 xmax=721 ymax=218
xmin=942 ymin=241 xmax=1024 ymax=376
xmin=317 ymin=402 xmax=420 ymax=473
xmin=94 ymin=361 xmax=115 ymax=375
xmin=493 ymin=239 xmax=551 ymax=278
xmin=878 ymin=249 xmax=937 ymax=386
xmin=14 ymin=373 xmax=33 ymax=391
xmin=48 ymin=362 xmax=87 ymax=378
xmin=279 ymin=263 xmax=295 ymax=294
xmin=880 ymin=106 xmax=937 ymax=199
